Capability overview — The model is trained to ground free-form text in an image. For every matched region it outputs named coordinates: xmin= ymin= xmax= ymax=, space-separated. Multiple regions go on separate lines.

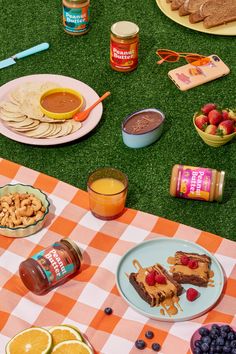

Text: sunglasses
xmin=156 ymin=49 xmax=210 ymax=66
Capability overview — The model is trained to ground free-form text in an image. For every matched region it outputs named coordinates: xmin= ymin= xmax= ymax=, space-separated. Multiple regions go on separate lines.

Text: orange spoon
xmin=73 ymin=91 xmax=111 ymax=122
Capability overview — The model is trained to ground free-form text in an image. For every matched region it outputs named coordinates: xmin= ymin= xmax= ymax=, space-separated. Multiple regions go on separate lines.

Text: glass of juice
xmin=87 ymin=167 xmax=128 ymax=220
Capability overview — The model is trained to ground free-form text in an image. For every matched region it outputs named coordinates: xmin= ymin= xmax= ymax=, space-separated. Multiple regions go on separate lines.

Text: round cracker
xmin=0 ymin=101 xmax=21 ymax=113
xmin=7 ymin=118 xmax=35 ymax=128
xmin=0 ymin=112 xmax=26 ymax=122
xmin=0 ymin=109 xmax=25 ymax=118
xmin=20 ymin=93 xmax=43 ymax=119
xmin=10 ymin=120 xmax=40 ymax=132
xmin=24 ymin=123 xmax=50 ymax=137
xmin=70 ymin=119 xmax=82 ymax=133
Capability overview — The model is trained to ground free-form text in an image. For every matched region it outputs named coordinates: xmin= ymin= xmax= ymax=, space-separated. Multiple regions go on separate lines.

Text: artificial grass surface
xmin=0 ymin=0 xmax=235 ymax=240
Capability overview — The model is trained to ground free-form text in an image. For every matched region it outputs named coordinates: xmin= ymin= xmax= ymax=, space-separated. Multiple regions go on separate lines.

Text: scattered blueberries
xmin=135 ymin=339 xmax=146 ymax=350
xmin=193 ymin=324 xmax=236 ymax=354
xmin=152 ymin=343 xmax=161 ymax=352
xmin=104 ymin=307 xmax=113 ymax=315
xmin=145 ymin=330 xmax=154 ymax=339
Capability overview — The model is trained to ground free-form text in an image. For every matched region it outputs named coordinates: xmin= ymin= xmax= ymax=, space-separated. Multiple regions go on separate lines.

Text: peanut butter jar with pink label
xmin=169 ymin=164 xmax=225 ymax=202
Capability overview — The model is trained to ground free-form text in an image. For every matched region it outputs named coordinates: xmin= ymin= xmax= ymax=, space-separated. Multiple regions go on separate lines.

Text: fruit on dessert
xmin=205 ymin=124 xmax=217 ymax=135
xmin=169 ymin=251 xmax=212 ymax=287
xmin=217 ymin=120 xmax=234 ymax=136
xmin=145 ymin=270 xmax=157 ymax=286
xmin=208 ymin=109 xmax=222 ymax=125
xmin=135 ymin=339 xmax=146 ymax=349
xmin=194 ymin=103 xmax=236 ymax=139
xmin=104 ymin=307 xmax=113 ymax=315
xmin=186 ymin=288 xmax=199 ymax=301
xmin=5 ymin=327 xmax=53 ymax=354
xmin=195 ymin=114 xmax=209 ymax=131
xmin=48 ymin=325 xmax=83 ymax=346
xmin=51 ymin=340 xmax=93 ymax=353
xmin=155 ymin=274 xmax=167 ymax=284
xmin=192 ymin=324 xmax=236 ymax=354
xmin=145 ymin=330 xmax=154 ymax=339
xmin=201 ymin=103 xmax=216 ymax=115
xmin=152 ymin=342 xmax=161 ymax=351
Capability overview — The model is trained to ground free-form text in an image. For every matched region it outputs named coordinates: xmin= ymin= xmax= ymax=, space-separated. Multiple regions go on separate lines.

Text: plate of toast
xmin=116 ymin=238 xmax=224 ymax=321
xmin=156 ymin=0 xmax=236 ymax=35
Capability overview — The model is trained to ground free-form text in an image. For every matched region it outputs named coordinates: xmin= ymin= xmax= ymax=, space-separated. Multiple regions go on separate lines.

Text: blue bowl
xmin=122 ymin=108 xmax=165 ymax=148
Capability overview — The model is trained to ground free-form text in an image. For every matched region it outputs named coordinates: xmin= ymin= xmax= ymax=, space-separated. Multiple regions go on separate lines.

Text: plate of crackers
xmin=0 ymin=74 xmax=103 ymax=145
xmin=156 ymin=0 xmax=236 ymax=36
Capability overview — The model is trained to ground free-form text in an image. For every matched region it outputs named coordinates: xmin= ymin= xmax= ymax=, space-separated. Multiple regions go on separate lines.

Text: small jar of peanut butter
xmin=170 ymin=164 xmax=225 ymax=202
xmin=62 ymin=0 xmax=90 ymax=35
xmin=110 ymin=21 xmax=139 ymax=72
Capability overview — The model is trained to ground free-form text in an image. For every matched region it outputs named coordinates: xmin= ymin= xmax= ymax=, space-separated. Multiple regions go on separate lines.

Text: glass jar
xmin=19 ymin=238 xmax=83 ymax=295
xmin=170 ymin=164 xmax=225 ymax=202
xmin=110 ymin=21 xmax=139 ymax=72
xmin=62 ymin=0 xmax=90 ymax=35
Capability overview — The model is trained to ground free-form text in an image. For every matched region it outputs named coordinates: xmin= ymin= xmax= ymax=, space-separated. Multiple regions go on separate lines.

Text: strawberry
xmin=155 ymin=274 xmax=167 ymax=284
xmin=145 ymin=271 xmax=157 ymax=286
xmin=217 ymin=120 xmax=234 ymax=136
xmin=188 ymin=259 xmax=198 ymax=269
xmin=195 ymin=114 xmax=209 ymax=131
xmin=201 ymin=103 xmax=216 ymax=115
xmin=205 ymin=124 xmax=217 ymax=135
xmin=222 ymin=109 xmax=229 ymax=120
xmin=186 ymin=288 xmax=199 ymax=302
xmin=180 ymin=255 xmax=190 ymax=266
xmin=208 ymin=109 xmax=222 ymax=125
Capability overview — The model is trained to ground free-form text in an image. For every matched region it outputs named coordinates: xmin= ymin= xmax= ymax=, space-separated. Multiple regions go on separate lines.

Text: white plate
xmin=156 ymin=0 xmax=236 ymax=36
xmin=116 ymin=238 xmax=225 ymax=322
xmin=0 ymin=74 xmax=103 ymax=146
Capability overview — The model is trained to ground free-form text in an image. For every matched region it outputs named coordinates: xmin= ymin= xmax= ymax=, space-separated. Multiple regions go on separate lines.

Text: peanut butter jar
xmin=110 ymin=21 xmax=139 ymax=72
xmin=170 ymin=164 xmax=225 ymax=202
xmin=62 ymin=0 xmax=90 ymax=35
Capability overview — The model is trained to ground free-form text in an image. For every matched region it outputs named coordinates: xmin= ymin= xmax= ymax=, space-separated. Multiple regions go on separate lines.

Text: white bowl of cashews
xmin=0 ymin=184 xmax=50 ymax=238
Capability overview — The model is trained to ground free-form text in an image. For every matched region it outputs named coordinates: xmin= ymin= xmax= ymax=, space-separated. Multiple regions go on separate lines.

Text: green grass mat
xmin=0 ymin=0 xmax=235 ymax=240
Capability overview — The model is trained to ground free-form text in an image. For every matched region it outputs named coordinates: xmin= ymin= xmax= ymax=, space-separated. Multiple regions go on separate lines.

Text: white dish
xmin=0 ymin=74 xmax=103 ymax=146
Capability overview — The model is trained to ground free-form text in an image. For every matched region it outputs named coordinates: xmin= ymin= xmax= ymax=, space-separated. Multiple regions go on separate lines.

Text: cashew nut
xmin=30 ymin=196 xmax=42 ymax=212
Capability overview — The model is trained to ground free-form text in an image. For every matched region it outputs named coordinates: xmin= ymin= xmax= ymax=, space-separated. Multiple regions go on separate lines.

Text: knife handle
xmin=14 ymin=43 xmax=49 ymax=59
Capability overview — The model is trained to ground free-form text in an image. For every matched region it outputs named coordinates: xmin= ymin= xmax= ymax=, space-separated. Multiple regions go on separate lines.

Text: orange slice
xmin=51 ymin=340 xmax=93 ymax=354
xmin=48 ymin=325 xmax=83 ymax=346
xmin=5 ymin=327 xmax=52 ymax=354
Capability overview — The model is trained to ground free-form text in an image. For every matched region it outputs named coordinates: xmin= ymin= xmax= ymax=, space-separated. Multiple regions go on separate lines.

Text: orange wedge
xmin=51 ymin=339 xmax=93 ymax=353
xmin=48 ymin=325 xmax=83 ymax=347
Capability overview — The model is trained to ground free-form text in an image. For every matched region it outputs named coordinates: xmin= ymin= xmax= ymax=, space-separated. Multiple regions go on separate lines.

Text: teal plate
xmin=116 ymin=238 xmax=225 ymax=322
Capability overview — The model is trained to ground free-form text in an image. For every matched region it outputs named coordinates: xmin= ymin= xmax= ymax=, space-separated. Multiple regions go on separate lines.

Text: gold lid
xmin=66 ymin=0 xmax=87 ymax=3
xmin=62 ymin=238 xmax=83 ymax=262
xmin=111 ymin=21 xmax=139 ymax=38
xmin=217 ymin=171 xmax=225 ymax=202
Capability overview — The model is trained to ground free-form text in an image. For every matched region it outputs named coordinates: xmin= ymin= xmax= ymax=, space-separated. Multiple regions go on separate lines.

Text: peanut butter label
xmin=110 ymin=40 xmax=138 ymax=70
xmin=63 ymin=4 xmax=90 ymax=34
xmin=176 ymin=165 xmax=212 ymax=201
xmin=32 ymin=242 xmax=75 ymax=285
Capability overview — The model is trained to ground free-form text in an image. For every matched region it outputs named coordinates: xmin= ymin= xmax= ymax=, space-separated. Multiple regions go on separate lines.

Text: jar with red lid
xmin=19 ymin=238 xmax=83 ymax=295
xmin=62 ymin=0 xmax=90 ymax=35
xmin=110 ymin=21 xmax=139 ymax=72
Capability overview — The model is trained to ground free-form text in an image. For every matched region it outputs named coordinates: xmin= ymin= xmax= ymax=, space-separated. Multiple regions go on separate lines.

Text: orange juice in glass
xmin=87 ymin=168 xmax=128 ymax=220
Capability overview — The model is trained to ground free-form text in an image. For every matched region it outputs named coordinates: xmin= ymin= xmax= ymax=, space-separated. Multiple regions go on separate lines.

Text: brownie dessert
xmin=129 ymin=261 xmax=183 ymax=307
xmin=169 ymin=251 xmax=212 ymax=287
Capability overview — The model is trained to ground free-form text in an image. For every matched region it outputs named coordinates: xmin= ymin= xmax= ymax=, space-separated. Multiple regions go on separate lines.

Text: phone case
xmin=168 ymin=55 xmax=230 ymax=91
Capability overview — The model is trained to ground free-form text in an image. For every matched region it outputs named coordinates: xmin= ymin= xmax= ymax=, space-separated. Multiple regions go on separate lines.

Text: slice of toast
xmin=171 ymin=0 xmax=185 ymax=10
xmin=179 ymin=0 xmax=208 ymax=16
xmin=170 ymin=251 xmax=211 ymax=287
xmin=129 ymin=262 xmax=183 ymax=307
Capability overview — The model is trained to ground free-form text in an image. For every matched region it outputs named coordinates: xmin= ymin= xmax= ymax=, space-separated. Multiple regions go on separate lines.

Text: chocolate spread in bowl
xmin=124 ymin=111 xmax=163 ymax=134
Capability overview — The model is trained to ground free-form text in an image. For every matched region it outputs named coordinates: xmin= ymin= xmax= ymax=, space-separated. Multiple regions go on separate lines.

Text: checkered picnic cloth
xmin=0 ymin=158 xmax=235 ymax=354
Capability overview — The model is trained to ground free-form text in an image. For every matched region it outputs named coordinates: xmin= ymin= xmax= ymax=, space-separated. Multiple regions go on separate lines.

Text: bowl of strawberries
xmin=193 ymin=103 xmax=236 ymax=147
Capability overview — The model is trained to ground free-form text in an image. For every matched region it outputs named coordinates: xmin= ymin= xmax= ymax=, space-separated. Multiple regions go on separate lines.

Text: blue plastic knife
xmin=0 ymin=42 xmax=49 ymax=69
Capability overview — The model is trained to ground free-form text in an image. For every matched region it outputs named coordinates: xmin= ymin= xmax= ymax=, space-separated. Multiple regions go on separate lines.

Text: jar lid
xmin=111 ymin=21 xmax=139 ymax=38
xmin=217 ymin=171 xmax=225 ymax=202
xmin=65 ymin=0 xmax=87 ymax=3
xmin=62 ymin=239 xmax=83 ymax=262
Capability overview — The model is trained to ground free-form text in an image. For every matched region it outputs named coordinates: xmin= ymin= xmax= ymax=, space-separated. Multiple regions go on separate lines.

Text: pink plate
xmin=0 ymin=74 xmax=103 ymax=146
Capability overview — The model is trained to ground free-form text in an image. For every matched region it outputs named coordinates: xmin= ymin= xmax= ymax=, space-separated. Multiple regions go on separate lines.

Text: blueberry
xmin=231 ymin=340 xmax=236 ymax=348
xmin=228 ymin=332 xmax=235 ymax=341
xmin=212 ymin=324 xmax=220 ymax=331
xmin=145 ymin=330 xmax=154 ymax=339
xmin=193 ymin=348 xmax=202 ymax=354
xmin=221 ymin=331 xmax=228 ymax=339
xmin=202 ymin=336 xmax=211 ymax=344
xmin=209 ymin=347 xmax=216 ymax=354
xmin=211 ymin=340 xmax=216 ymax=346
xmin=221 ymin=325 xmax=231 ymax=333
xmin=210 ymin=329 xmax=220 ymax=338
xmin=201 ymin=343 xmax=209 ymax=352
xmin=232 ymin=349 xmax=236 ymax=354
xmin=151 ymin=343 xmax=161 ymax=351
xmin=216 ymin=345 xmax=224 ymax=352
xmin=223 ymin=346 xmax=231 ymax=353
xmin=225 ymin=340 xmax=231 ymax=347
xmin=199 ymin=327 xmax=210 ymax=337
xmin=216 ymin=337 xmax=225 ymax=346
xmin=104 ymin=307 xmax=112 ymax=315
xmin=135 ymin=339 xmax=146 ymax=350
xmin=195 ymin=339 xmax=203 ymax=348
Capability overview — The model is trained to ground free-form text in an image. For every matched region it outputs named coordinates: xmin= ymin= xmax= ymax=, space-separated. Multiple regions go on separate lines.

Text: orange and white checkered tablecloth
xmin=0 ymin=158 xmax=235 ymax=354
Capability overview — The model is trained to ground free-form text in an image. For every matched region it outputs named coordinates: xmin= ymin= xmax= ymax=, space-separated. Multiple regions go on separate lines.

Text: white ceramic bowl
xmin=0 ymin=184 xmax=50 ymax=238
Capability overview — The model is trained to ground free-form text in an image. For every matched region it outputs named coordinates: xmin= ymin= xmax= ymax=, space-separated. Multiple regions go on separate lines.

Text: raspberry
xmin=188 ymin=259 xmax=199 ymax=269
xmin=155 ymin=274 xmax=167 ymax=284
xmin=180 ymin=255 xmax=190 ymax=266
xmin=186 ymin=288 xmax=199 ymax=301
xmin=145 ymin=271 xmax=157 ymax=286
